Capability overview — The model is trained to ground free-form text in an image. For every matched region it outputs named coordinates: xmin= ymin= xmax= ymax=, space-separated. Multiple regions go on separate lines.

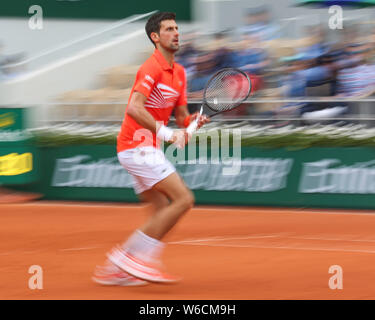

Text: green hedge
xmin=28 ymin=124 xmax=375 ymax=149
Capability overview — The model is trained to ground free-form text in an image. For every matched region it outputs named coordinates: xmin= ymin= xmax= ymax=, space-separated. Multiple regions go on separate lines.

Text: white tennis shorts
xmin=117 ymin=146 xmax=176 ymax=194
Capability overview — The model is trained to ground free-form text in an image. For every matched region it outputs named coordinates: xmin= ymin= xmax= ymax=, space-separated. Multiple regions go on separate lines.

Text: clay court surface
xmin=1 ymin=202 xmax=375 ymax=300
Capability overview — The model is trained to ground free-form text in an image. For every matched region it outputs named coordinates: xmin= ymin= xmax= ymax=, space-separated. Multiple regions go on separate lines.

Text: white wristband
xmin=156 ymin=125 xmax=173 ymax=142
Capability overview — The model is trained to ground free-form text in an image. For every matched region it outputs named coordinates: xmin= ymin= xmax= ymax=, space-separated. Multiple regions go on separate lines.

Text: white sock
xmin=122 ymin=230 xmax=165 ymax=264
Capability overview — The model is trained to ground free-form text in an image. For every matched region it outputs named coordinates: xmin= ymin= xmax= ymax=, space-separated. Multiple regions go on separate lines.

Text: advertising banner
xmin=13 ymin=144 xmax=375 ymax=209
xmin=0 ymin=108 xmax=38 ymax=184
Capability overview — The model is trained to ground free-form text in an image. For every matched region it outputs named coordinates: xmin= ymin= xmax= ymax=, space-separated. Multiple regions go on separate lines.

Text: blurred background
xmin=1 ymin=0 xmax=375 ymax=127
xmin=3 ymin=1 xmax=375 ymax=300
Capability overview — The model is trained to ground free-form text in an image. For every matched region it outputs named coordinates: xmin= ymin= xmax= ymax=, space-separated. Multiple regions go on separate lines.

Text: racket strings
xmin=204 ymin=69 xmax=250 ymax=112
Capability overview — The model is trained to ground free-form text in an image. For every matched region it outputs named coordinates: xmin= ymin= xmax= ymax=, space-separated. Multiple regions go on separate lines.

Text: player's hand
xmin=191 ymin=112 xmax=210 ymax=129
xmin=170 ymin=129 xmax=189 ymax=149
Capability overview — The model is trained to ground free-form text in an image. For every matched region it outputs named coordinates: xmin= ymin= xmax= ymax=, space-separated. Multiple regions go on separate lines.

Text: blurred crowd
xmin=176 ymin=5 xmax=375 ymax=123
xmin=3 ymin=6 xmax=375 ymax=125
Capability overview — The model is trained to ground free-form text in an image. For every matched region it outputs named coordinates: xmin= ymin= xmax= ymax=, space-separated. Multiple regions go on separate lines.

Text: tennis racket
xmin=186 ymin=68 xmax=252 ymax=135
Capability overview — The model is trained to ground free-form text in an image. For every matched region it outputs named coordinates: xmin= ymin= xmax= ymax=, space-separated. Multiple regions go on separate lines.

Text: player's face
xmin=158 ymin=20 xmax=179 ymax=52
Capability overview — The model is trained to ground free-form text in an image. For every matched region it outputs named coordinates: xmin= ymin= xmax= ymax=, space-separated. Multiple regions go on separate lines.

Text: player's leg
xmin=118 ymin=171 xmax=193 ymax=262
xmin=139 ymin=188 xmax=170 ymax=212
xmin=93 ymin=177 xmax=170 ymax=287
xmin=108 ymin=172 xmax=194 ymax=283
xmin=108 ymin=147 xmax=194 ymax=283
xmin=139 ymin=172 xmax=194 ymax=240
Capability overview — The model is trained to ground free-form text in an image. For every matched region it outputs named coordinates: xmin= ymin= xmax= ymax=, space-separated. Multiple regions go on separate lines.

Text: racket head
xmin=203 ymin=68 xmax=252 ymax=113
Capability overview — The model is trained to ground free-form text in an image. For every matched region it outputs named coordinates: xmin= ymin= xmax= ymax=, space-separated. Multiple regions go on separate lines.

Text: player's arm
xmin=127 ymin=91 xmax=187 ymax=148
xmin=175 ymin=105 xmax=210 ymax=130
xmin=126 ymin=91 xmax=159 ymax=132
xmin=175 ymin=105 xmax=190 ymax=128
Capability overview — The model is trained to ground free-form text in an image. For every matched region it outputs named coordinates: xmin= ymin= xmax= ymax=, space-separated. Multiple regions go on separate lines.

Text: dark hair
xmin=145 ymin=12 xmax=176 ymax=46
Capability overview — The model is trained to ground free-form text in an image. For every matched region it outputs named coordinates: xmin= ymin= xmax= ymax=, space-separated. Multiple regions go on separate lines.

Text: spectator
xmin=336 ymin=45 xmax=375 ymax=98
xmin=318 ymin=48 xmax=345 ymax=96
xmin=278 ymin=53 xmax=309 ymax=118
xmin=238 ymin=5 xmax=280 ymax=42
xmin=231 ymin=34 xmax=269 ymax=76
xmin=206 ymin=31 xmax=233 ymax=70
xmin=187 ymin=50 xmax=218 ymax=112
xmin=298 ymin=26 xmax=330 ymax=59
xmin=264 ymin=53 xmax=343 ymax=124
xmin=175 ymin=32 xmax=199 ymax=81
xmin=250 ymin=53 xmax=307 ymax=123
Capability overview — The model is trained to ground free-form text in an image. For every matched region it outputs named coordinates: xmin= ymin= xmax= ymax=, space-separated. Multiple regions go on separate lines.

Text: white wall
xmin=0 ymin=18 xmax=195 ymax=125
xmin=0 ymin=18 xmax=195 ymax=103
xmin=0 ymin=18 xmax=117 ymax=57
xmin=0 ymin=18 xmax=154 ymax=126
xmin=0 ymin=28 xmax=152 ymax=104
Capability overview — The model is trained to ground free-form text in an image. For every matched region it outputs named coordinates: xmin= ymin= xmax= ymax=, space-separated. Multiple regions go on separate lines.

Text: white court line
xmin=168 ymin=234 xmax=280 ymax=244
xmin=8 ymin=202 xmax=375 ymax=216
xmin=0 ymin=250 xmax=42 ymax=256
xmin=3 ymin=235 xmax=375 ymax=256
xmin=289 ymin=236 xmax=375 ymax=243
xmin=170 ymin=233 xmax=375 ymax=254
xmin=291 ymin=210 xmax=375 ymax=217
xmin=170 ymin=233 xmax=375 ymax=245
xmin=0 ymin=246 xmax=102 ymax=256
xmin=177 ymin=242 xmax=375 ymax=255
xmin=59 ymin=246 xmax=101 ymax=252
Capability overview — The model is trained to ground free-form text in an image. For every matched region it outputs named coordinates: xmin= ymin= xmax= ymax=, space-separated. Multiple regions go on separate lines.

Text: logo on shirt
xmin=145 ymin=74 xmax=155 ymax=84
xmin=144 ymin=83 xmax=180 ymax=109
xmin=157 ymin=83 xmax=179 ymax=99
xmin=142 ymin=82 xmax=151 ymax=91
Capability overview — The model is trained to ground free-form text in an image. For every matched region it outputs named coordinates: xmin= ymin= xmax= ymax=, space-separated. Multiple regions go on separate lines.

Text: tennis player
xmin=93 ymin=12 xmax=209 ymax=286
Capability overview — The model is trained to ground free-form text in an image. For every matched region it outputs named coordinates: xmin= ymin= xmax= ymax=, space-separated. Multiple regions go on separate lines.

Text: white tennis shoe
xmin=107 ymin=245 xmax=181 ymax=284
xmin=92 ymin=260 xmax=148 ymax=287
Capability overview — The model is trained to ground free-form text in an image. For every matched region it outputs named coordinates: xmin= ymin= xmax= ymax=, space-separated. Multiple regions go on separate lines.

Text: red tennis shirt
xmin=117 ymin=49 xmax=187 ymax=153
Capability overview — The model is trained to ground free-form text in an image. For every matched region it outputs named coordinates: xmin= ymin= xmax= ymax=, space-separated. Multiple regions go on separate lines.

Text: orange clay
xmin=1 ymin=202 xmax=375 ymax=299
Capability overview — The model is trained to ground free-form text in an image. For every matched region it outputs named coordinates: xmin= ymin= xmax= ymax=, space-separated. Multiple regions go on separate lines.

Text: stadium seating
xmin=55 ymin=65 xmax=136 ymax=121
xmin=101 ymin=65 xmax=140 ymax=89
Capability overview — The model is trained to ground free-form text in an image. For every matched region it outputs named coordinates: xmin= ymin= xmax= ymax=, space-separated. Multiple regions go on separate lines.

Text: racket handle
xmin=186 ymin=118 xmax=199 ymax=135
xmin=186 ymin=107 xmax=203 ymax=135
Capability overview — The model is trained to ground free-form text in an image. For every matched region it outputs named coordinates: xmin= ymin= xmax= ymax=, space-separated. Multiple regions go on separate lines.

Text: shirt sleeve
xmin=133 ymin=64 xmax=160 ymax=98
xmin=176 ymin=68 xmax=188 ymax=107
